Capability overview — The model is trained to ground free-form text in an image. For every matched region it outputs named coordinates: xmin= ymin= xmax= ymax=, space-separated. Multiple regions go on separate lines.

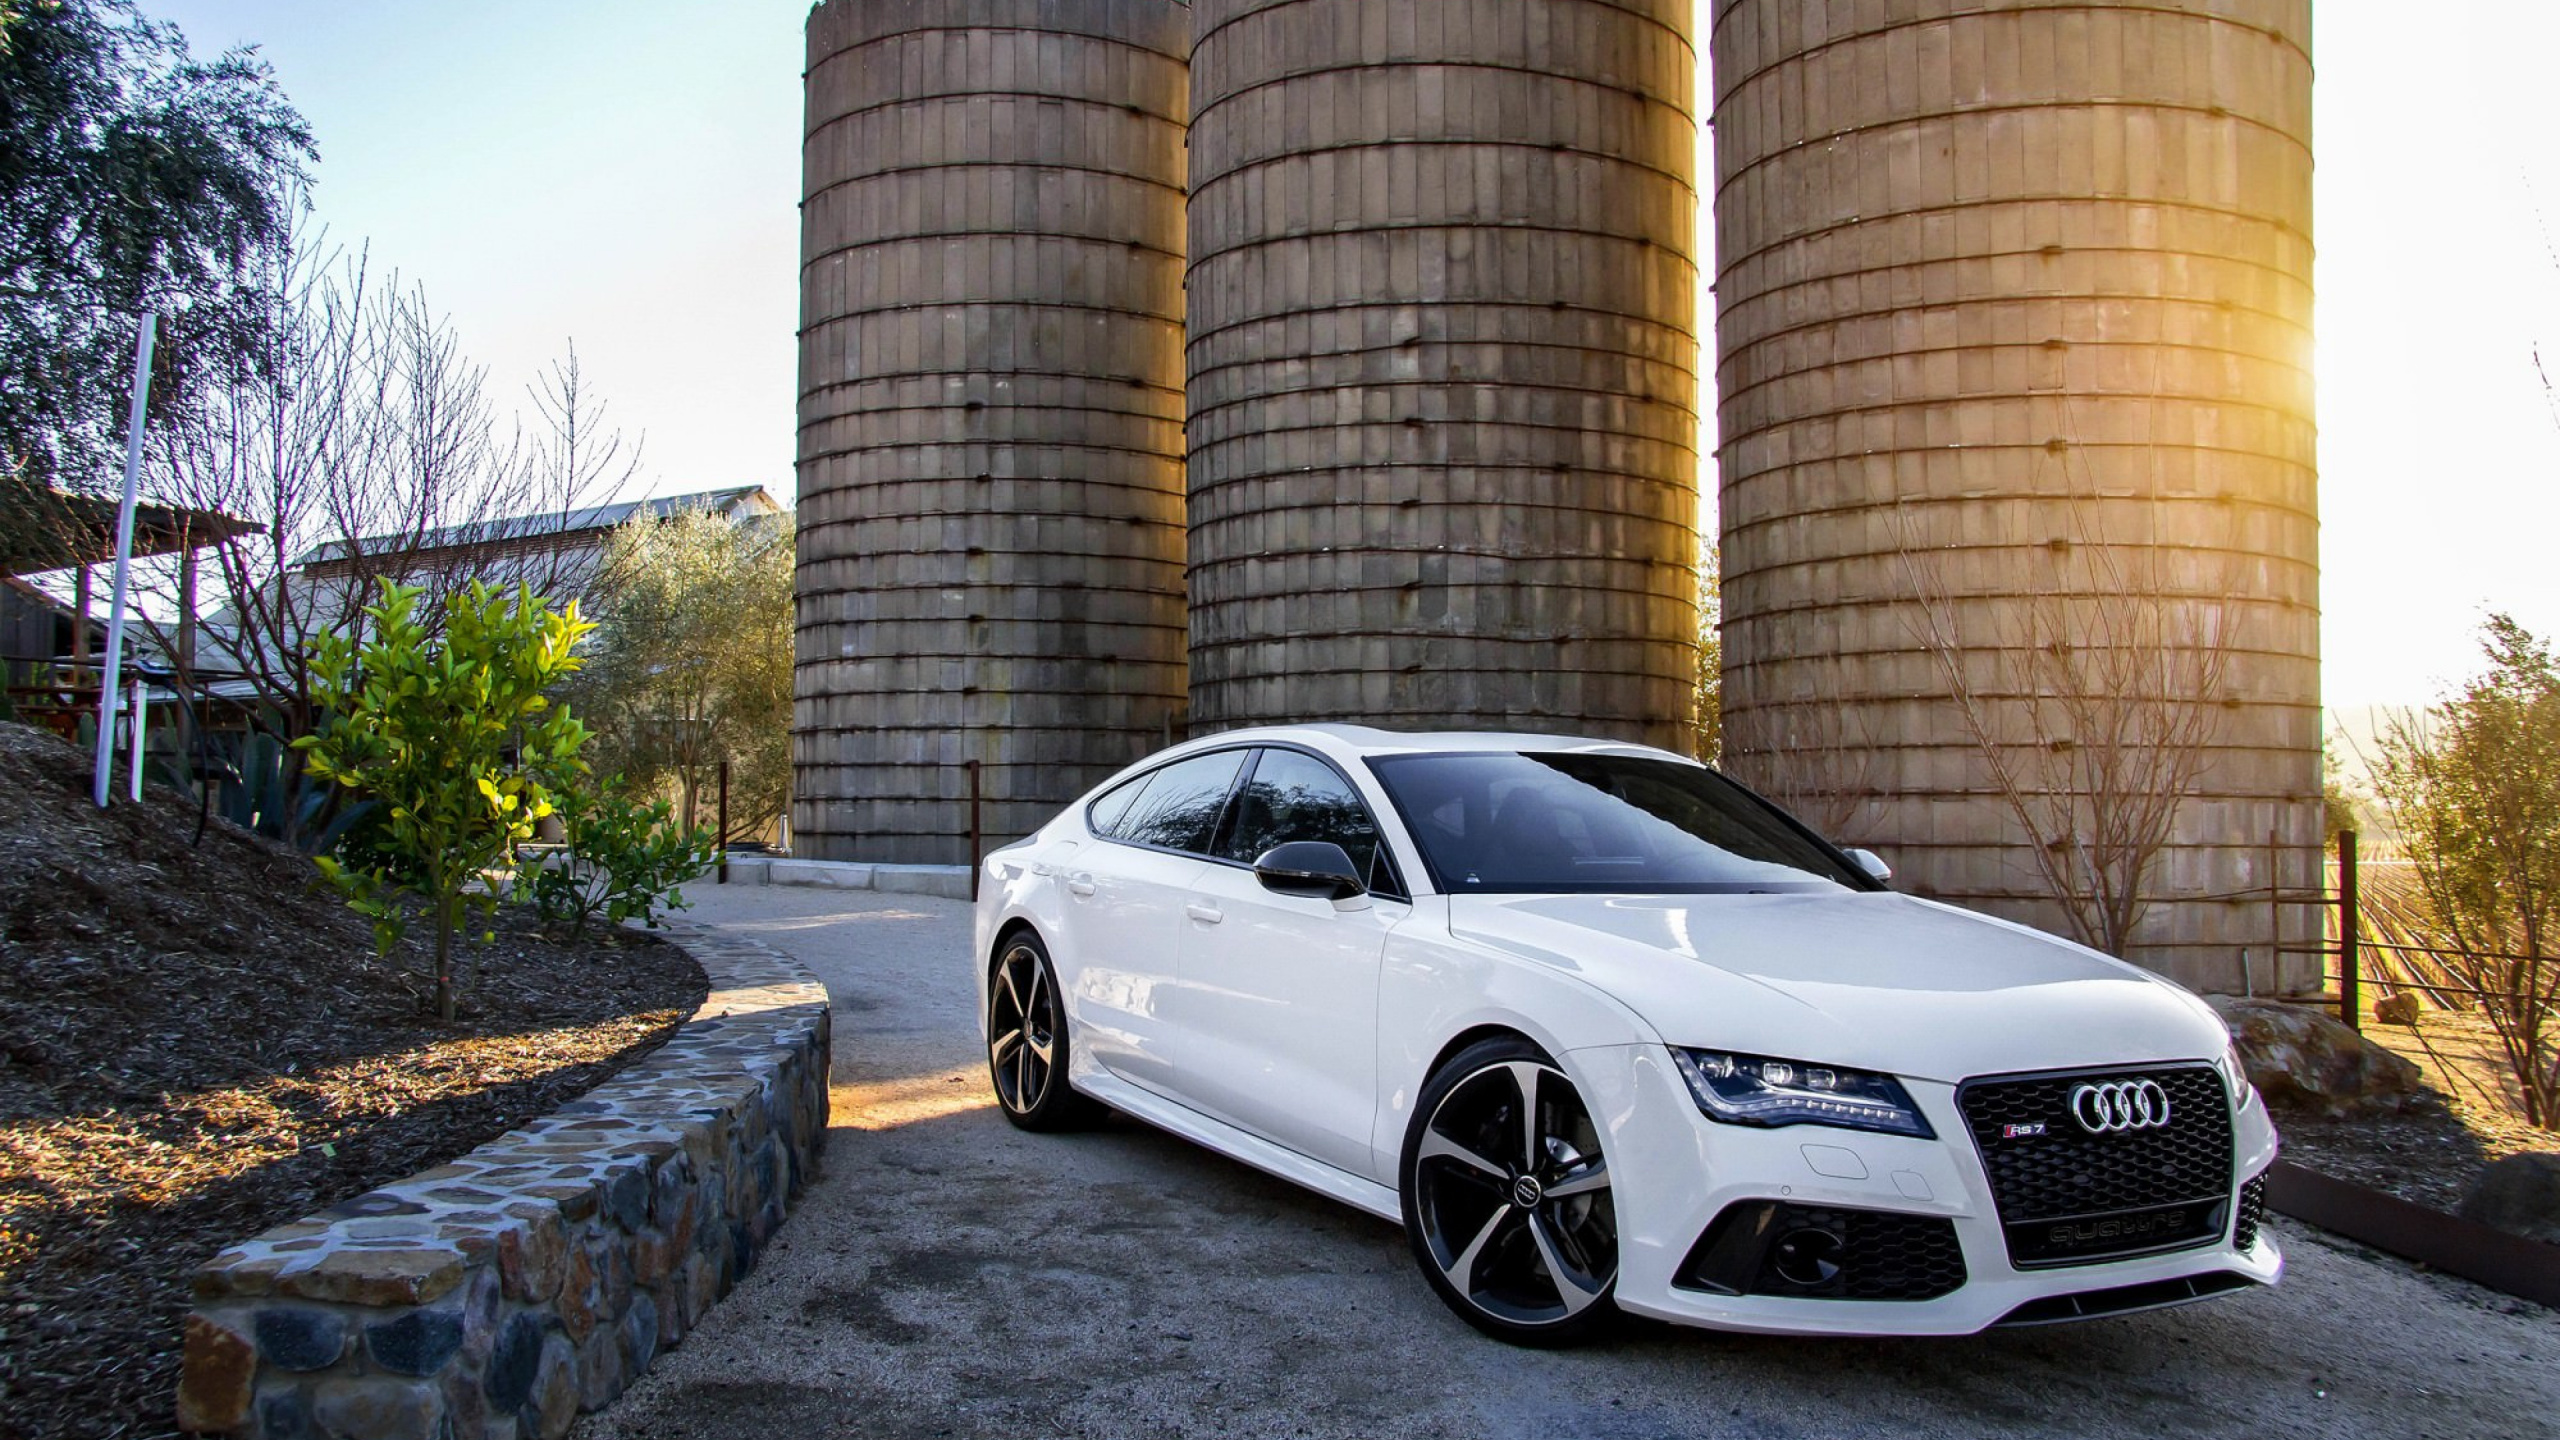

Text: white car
xmin=972 ymin=725 xmax=2281 ymax=1343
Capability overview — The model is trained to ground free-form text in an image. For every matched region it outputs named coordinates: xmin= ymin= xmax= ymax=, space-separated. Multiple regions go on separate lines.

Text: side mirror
xmin=1253 ymin=840 xmax=1367 ymax=901
xmin=1845 ymin=847 xmax=1892 ymax=885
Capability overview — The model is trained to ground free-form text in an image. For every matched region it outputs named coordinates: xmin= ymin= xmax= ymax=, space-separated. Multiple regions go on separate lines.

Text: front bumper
xmin=1566 ymin=1044 xmax=2284 ymax=1336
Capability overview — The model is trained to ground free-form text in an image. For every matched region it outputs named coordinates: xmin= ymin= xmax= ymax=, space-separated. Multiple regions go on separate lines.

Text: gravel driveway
xmin=583 ymin=883 xmax=2560 ymax=1440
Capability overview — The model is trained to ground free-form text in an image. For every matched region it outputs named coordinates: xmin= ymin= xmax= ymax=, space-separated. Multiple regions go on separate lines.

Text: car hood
xmin=1446 ymin=890 xmax=2226 ymax=1084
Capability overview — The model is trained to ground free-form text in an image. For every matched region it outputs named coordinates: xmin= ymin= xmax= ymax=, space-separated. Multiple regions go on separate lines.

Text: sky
xmin=149 ymin=1 xmax=2560 ymax=716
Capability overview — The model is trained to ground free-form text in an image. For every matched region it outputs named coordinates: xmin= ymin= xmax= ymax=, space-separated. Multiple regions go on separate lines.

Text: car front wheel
xmin=1399 ymin=1035 xmax=1618 ymax=1344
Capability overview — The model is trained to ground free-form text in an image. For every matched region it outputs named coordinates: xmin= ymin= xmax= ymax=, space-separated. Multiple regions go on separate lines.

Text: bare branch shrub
xmin=1895 ymin=495 xmax=2234 ymax=958
xmin=144 ymin=214 xmax=635 ymax=737
xmin=1718 ymin=659 xmax=1889 ymax=844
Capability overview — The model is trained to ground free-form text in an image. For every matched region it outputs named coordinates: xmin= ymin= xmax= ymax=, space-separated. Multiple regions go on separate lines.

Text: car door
xmin=1058 ymin=748 xmax=1250 ymax=1094
xmin=1170 ymin=747 xmax=1409 ymax=1180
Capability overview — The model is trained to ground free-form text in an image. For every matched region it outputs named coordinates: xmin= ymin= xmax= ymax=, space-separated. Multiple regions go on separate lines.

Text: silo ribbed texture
xmin=796 ymin=0 xmax=1192 ymax=865
xmin=1185 ymin=0 xmax=1703 ymax=747
xmin=1711 ymin=0 xmax=2320 ymax=987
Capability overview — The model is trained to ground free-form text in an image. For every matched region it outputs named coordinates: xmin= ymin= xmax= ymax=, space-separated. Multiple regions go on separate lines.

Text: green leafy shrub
xmin=528 ymin=779 xmax=719 ymax=941
xmin=299 ymin=578 xmax=593 ymax=1021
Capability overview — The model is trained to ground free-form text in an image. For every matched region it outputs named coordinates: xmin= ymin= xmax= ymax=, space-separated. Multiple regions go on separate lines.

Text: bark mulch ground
xmin=0 ymin=722 xmax=709 ymax=1440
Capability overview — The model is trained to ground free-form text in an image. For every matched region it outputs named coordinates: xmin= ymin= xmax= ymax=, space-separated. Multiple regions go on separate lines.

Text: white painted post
xmin=91 ymin=310 xmax=157 ymax=809
xmin=127 ymin=673 xmax=146 ymax=801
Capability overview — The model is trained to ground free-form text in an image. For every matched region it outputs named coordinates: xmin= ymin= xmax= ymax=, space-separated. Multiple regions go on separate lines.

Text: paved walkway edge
xmin=175 ymin=925 xmax=833 ymax=1438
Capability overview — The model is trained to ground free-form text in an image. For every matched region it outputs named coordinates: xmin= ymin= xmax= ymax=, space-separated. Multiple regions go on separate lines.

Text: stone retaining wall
xmin=176 ymin=926 xmax=831 ymax=1438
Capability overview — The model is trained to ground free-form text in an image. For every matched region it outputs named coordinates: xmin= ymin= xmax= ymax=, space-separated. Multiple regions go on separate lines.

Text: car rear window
xmin=1111 ymin=749 xmax=1249 ymax=855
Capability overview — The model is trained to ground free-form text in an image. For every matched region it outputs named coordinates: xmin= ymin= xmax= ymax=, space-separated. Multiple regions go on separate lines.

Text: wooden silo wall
xmin=796 ymin=0 xmax=1193 ymax=865
xmin=1710 ymin=0 xmax=2322 ymax=990
xmin=1185 ymin=0 xmax=1703 ymax=748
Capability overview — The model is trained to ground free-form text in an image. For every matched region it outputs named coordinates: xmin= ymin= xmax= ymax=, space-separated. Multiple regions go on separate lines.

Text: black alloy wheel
xmin=986 ymin=931 xmax=1092 ymax=1130
xmin=1401 ymin=1035 xmax=1618 ymax=1344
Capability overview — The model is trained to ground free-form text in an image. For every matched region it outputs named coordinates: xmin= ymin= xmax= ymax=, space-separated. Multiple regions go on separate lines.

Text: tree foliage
xmin=2371 ymin=614 xmax=2560 ymax=1127
xmin=299 ymin=579 xmax=592 ymax=1022
xmin=0 ymin=0 xmax=312 ymax=499
xmin=526 ymin=779 xmax=717 ymax=942
xmin=571 ymin=506 xmax=793 ymax=840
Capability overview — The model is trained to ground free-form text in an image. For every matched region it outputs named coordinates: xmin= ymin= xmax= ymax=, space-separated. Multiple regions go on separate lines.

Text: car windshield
xmin=1366 ymin=751 xmax=1866 ymax=894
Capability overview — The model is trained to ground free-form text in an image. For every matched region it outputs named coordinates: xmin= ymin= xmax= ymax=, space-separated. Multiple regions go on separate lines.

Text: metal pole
xmin=2339 ymin=829 xmax=2361 ymax=1032
xmin=2266 ymin=828 xmax=2280 ymax=993
xmin=126 ymin=673 xmax=145 ymax=801
xmin=717 ymin=759 xmax=730 ymax=885
xmin=966 ymin=759 xmax=982 ymax=901
xmin=91 ymin=310 xmax=157 ymax=808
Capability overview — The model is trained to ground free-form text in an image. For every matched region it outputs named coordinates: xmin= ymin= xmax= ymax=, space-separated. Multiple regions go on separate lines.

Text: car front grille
xmin=2232 ymin=1167 xmax=2269 ymax=1253
xmin=1957 ymin=1064 xmax=2235 ymax=1269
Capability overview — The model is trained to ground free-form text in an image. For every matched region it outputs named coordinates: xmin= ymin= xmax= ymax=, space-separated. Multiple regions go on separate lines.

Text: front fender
xmin=1369 ymin=898 xmax=1664 ymax=1183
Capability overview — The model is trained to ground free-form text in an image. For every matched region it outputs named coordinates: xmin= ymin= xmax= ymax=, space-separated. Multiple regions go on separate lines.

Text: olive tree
xmin=570 ymin=505 xmax=793 ymax=840
xmin=2370 ymin=614 xmax=2560 ymax=1127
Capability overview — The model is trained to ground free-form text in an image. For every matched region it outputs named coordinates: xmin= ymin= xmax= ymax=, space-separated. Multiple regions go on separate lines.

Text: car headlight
xmin=2217 ymin=1040 xmax=2258 ymax=1111
xmin=1670 ymin=1048 xmax=1935 ymax=1139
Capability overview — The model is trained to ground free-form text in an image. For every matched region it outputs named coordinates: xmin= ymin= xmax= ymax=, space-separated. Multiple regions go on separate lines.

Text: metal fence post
xmin=2338 ymin=828 xmax=2360 ymax=1032
xmin=717 ymin=760 xmax=730 ymax=885
xmin=966 ymin=759 xmax=982 ymax=902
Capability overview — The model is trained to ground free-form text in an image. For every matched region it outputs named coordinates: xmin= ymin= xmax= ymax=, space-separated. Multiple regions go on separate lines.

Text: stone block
xmin=574 ymin=1322 xmax=627 ymax=1413
xmin=652 ymin=1281 xmax=687 ymax=1350
xmin=253 ymin=1385 xmax=315 ymax=1440
xmin=482 ymin=1311 xmax=548 ymax=1412
xmin=557 ymin=1240 xmax=601 ymax=1343
xmin=619 ymin=1293 xmax=660 ymax=1375
xmin=252 ymin=1306 xmax=347 ymax=1373
xmin=603 ymin=1166 xmax=651 ymax=1233
xmin=497 ymin=1213 xmax=568 ymax=1303
xmin=527 ymin=1334 xmax=580 ymax=1439
xmin=176 ymin=1313 xmax=256 ymax=1432
xmin=277 ymin=1248 xmax=467 ymax=1308
xmin=631 ymin=1228 xmax=677 ymax=1286
xmin=311 ymin=1377 xmax=445 ymax=1440
xmin=362 ymin=1307 xmax=466 ymax=1378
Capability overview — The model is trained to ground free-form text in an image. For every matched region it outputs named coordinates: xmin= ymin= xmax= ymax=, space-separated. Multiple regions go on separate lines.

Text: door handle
xmin=1185 ymin=901 xmax=1224 ymax=925
xmin=1066 ymin=873 xmax=1096 ymax=897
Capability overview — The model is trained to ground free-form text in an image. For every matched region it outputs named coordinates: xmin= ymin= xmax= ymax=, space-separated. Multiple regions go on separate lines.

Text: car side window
xmin=1218 ymin=748 xmax=1397 ymax=896
xmin=1114 ymin=749 xmax=1249 ymax=855
xmin=1085 ymin=770 xmax=1154 ymax=839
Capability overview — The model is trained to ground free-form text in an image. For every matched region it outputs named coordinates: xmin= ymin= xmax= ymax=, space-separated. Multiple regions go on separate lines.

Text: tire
xmin=986 ymin=929 xmax=1098 ymax=1131
xmin=1399 ymin=1035 xmax=1619 ymax=1345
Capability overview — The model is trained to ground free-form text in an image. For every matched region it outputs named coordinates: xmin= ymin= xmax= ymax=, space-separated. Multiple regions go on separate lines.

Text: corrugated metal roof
xmin=292 ymin=485 xmax=778 ymax=569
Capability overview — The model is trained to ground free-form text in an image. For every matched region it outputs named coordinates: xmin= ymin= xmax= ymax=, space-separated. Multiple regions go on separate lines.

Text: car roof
xmin=1176 ymin=723 xmax=1697 ymax=766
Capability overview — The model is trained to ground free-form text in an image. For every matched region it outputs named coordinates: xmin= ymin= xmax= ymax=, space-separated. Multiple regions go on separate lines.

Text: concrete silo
xmin=796 ymin=0 xmax=1192 ymax=865
xmin=1185 ymin=0 xmax=1704 ymax=748
xmin=1711 ymin=0 xmax=2321 ymax=987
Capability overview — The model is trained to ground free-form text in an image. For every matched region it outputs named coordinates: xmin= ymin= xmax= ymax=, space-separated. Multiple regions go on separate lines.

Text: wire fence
xmin=2264 ymin=831 xmax=2557 ymax=1031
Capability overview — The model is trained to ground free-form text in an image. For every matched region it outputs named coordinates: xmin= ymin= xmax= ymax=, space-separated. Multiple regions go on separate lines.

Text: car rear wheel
xmin=1400 ymin=1036 xmax=1618 ymax=1344
xmin=987 ymin=930 xmax=1095 ymax=1131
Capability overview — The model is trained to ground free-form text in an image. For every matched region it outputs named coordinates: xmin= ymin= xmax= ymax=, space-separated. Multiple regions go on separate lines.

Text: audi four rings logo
xmin=2069 ymin=1079 xmax=2172 ymax=1133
